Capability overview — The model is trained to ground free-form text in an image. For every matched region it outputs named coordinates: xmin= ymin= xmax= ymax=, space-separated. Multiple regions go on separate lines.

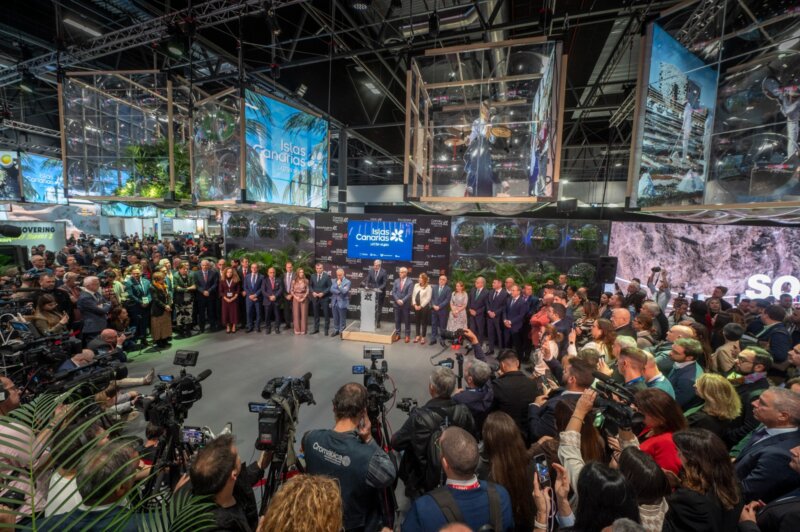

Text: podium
xmin=359 ymin=288 xmax=378 ymax=332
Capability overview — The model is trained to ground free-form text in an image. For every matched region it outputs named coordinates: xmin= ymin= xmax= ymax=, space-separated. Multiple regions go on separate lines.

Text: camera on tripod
xmin=250 ymin=373 xmax=315 ymax=452
xmin=352 ymin=346 xmax=393 ymax=417
xmin=142 ymin=350 xmax=211 ymax=428
xmin=439 ymin=328 xmax=465 ymax=346
xmin=43 ymin=352 xmax=129 ymax=401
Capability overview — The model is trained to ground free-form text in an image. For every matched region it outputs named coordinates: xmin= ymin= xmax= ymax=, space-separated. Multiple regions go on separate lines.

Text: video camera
xmin=397 ymin=397 xmax=418 ymax=413
xmin=352 ymin=346 xmax=393 ymax=418
xmin=250 ymin=373 xmax=315 ymax=453
xmin=142 ymin=350 xmax=211 ymax=427
xmin=439 ymin=328 xmax=465 ymax=347
xmin=591 ymin=371 xmax=644 ymax=433
xmin=42 ymin=352 xmax=128 ymax=401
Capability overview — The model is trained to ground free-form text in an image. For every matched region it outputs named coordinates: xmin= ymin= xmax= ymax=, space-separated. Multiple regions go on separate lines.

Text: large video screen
xmin=0 ymin=151 xmax=23 ymax=201
xmin=244 ymin=90 xmax=328 ymax=208
xmin=609 ymin=221 xmax=800 ymax=300
xmin=20 ymin=153 xmax=67 ymax=204
xmin=101 ymin=203 xmax=158 ymax=218
xmin=632 ymin=24 xmax=718 ymax=207
xmin=347 ymin=221 xmax=414 ymax=261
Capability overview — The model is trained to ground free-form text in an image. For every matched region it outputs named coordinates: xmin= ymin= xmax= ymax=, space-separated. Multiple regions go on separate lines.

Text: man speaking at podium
xmin=365 ymin=260 xmax=387 ymax=328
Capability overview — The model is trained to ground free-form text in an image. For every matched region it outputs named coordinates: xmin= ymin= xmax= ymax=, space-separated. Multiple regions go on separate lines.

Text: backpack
xmin=429 ymin=482 xmax=503 ymax=532
xmin=414 ymin=404 xmax=475 ymax=492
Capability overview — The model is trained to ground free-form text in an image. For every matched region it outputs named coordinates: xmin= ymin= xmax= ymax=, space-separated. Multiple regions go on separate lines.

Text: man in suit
xmin=739 ymin=444 xmax=800 ymax=532
xmin=725 ymin=348 xmax=773 ymax=448
xmin=667 ymin=337 xmax=705 ymax=410
xmin=330 ymin=268 xmax=351 ymax=336
xmin=282 ymin=261 xmax=295 ymax=331
xmin=611 ymin=308 xmax=636 ymax=338
xmin=391 ymin=267 xmax=414 ymax=343
xmin=548 ymin=303 xmax=573 ymax=356
xmin=261 ymin=267 xmax=283 ymax=334
xmin=236 ymin=257 xmax=250 ymax=328
xmin=503 ymin=285 xmax=527 ymax=357
xmin=430 ymin=274 xmax=452 ymax=345
xmin=521 ymin=284 xmax=540 ymax=361
xmin=309 ymin=263 xmax=332 ymax=335
xmin=556 ymin=273 xmax=568 ymax=292
xmin=123 ymin=268 xmax=152 ymax=345
xmin=734 ymin=387 xmax=800 ymax=503
xmin=243 ymin=262 xmax=263 ymax=333
xmin=77 ymin=276 xmax=112 ymax=346
xmin=486 ymin=279 xmax=508 ymax=356
xmin=468 ymin=276 xmax=489 ymax=344
xmin=528 ymin=355 xmax=593 ymax=442
xmin=193 ymin=259 xmax=219 ymax=333
xmin=491 ymin=349 xmax=542 ymax=441
xmin=364 ymin=260 xmax=387 ymax=328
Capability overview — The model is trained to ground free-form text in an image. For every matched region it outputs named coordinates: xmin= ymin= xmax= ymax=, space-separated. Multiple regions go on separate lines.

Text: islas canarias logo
xmin=390 ymin=229 xmax=404 ymax=243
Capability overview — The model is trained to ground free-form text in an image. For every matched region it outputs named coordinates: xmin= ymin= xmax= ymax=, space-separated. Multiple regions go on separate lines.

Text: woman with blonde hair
xmin=259 ymin=474 xmax=342 ymax=532
xmin=412 ymin=273 xmax=432 ymax=344
xmin=685 ymin=373 xmax=742 ymax=439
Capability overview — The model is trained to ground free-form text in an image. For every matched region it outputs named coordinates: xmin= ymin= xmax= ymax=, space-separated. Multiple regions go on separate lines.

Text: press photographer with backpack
xmin=391 ymin=367 xmax=476 ymax=499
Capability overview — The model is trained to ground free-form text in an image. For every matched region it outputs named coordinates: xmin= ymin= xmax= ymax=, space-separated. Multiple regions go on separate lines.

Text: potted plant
xmin=454 ymin=222 xmax=486 ymax=252
xmin=256 ymin=215 xmax=280 ymax=239
xmin=491 ymin=223 xmax=522 ymax=254
xmin=573 ymin=224 xmax=600 ymax=254
xmin=530 ymin=223 xmax=561 ymax=252
xmin=226 ymin=214 xmax=251 ymax=238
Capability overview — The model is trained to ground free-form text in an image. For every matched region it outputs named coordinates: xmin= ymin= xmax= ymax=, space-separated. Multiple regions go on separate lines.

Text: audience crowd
xmin=3 ymin=236 xmax=800 ymax=532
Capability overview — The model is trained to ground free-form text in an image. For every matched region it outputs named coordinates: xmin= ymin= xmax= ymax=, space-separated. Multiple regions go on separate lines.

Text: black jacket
xmin=725 ymin=378 xmax=770 ymax=448
xmin=452 ymin=385 xmax=494 ymax=434
xmin=663 ymin=488 xmax=742 ymax=532
xmin=491 ymin=371 xmax=542 ymax=439
xmin=738 ymin=488 xmax=800 ymax=532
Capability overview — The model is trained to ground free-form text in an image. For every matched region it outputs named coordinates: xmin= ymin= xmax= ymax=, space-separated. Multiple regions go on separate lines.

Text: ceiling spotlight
xmin=63 ymin=16 xmax=103 ymax=38
xmin=429 ymin=11 xmax=440 ymax=38
xmin=166 ymin=39 xmax=186 ymax=57
xmin=295 ymin=83 xmax=308 ymax=98
xmin=351 ymin=0 xmax=372 ymax=11
xmin=19 ymin=72 xmax=36 ymax=94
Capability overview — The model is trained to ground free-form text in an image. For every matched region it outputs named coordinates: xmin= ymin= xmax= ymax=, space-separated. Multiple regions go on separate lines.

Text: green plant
xmin=491 ymin=223 xmax=522 ymax=254
xmin=568 ymin=262 xmax=597 ymax=287
xmin=530 ymin=224 xmax=561 ymax=251
xmin=117 ymin=137 xmax=190 ymax=200
xmin=573 ymin=224 xmax=600 ymax=254
xmin=0 ymin=392 xmax=214 ymax=529
xmin=255 ymin=215 xmax=280 ymax=239
xmin=454 ymin=222 xmax=485 ymax=252
xmin=487 ymin=258 xmax=524 ymax=283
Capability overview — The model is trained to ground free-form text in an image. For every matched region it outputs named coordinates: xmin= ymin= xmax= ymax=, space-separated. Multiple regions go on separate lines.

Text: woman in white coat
xmin=412 ymin=273 xmax=433 ymax=344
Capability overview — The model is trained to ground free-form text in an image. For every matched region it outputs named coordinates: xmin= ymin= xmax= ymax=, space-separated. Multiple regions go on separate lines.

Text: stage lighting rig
xmin=351 ymin=0 xmax=372 ymax=11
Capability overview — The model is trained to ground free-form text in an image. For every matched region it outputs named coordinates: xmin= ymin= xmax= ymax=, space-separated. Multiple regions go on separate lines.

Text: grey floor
xmin=124 ymin=325 xmax=457 ymax=497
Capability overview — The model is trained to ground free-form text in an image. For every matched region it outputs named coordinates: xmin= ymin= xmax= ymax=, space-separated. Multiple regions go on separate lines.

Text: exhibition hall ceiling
xmin=0 ymin=0 xmax=668 ymax=188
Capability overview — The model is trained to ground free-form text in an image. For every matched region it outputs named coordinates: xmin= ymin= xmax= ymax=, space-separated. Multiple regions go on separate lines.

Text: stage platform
xmin=342 ymin=320 xmax=395 ymax=344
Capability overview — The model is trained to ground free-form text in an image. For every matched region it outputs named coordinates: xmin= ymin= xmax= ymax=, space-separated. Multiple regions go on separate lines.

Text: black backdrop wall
xmin=315 ymin=213 xmax=451 ymax=320
xmin=224 ymin=212 xmax=611 ymax=320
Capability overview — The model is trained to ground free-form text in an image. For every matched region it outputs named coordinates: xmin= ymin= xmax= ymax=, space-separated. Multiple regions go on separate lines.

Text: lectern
xmin=359 ymin=288 xmax=378 ymax=332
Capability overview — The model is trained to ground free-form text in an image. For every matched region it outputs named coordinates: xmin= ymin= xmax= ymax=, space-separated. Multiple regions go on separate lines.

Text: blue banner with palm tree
xmin=244 ymin=90 xmax=328 ymax=208
xmin=19 ymin=153 xmax=67 ymax=204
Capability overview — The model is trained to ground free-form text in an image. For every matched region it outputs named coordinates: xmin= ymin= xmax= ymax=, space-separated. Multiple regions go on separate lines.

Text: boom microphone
xmin=196 ymin=369 xmax=213 ymax=382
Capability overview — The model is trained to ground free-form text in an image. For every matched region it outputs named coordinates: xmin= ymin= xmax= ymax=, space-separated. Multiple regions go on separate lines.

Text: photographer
xmin=302 ymin=382 xmax=397 ymax=531
xmin=392 ymin=367 xmax=475 ymax=498
xmin=452 ymin=359 xmax=494 ymax=434
xmin=187 ymin=434 xmax=269 ymax=532
xmin=646 ymin=267 xmax=671 ymax=312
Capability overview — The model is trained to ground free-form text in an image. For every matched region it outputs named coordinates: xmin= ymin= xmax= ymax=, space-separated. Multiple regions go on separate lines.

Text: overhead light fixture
xmin=19 ymin=72 xmax=36 ymax=94
xmin=63 ymin=17 xmax=103 ymax=38
xmin=295 ymin=84 xmax=308 ymax=98
xmin=364 ymin=158 xmax=374 ymax=165
xmin=362 ymin=81 xmax=381 ymax=95
xmin=166 ymin=39 xmax=185 ymax=57
xmin=429 ymin=11 xmax=440 ymax=38
xmin=351 ymin=0 xmax=372 ymax=11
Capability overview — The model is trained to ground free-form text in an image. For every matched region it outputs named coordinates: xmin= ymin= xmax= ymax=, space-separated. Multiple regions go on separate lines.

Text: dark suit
xmin=663 ymin=488 xmax=741 ymax=532
xmin=528 ymin=389 xmax=581 ymax=442
xmin=738 ymin=488 xmax=800 ymax=532
xmin=725 ymin=378 xmax=770 ymax=448
xmin=503 ymin=296 xmax=526 ymax=356
xmin=553 ymin=318 xmax=573 ymax=357
xmin=735 ymin=428 xmax=800 ymax=503
xmin=668 ymin=361 xmax=704 ymax=410
xmin=430 ymin=283 xmax=452 ymax=342
xmin=76 ymin=290 xmax=111 ymax=346
xmin=261 ymin=275 xmax=284 ymax=332
xmin=38 ymin=505 xmax=137 ymax=531
xmin=282 ymin=271 xmax=295 ymax=329
xmin=491 ymin=371 xmax=542 ymax=442
xmin=243 ymin=272 xmax=264 ymax=331
xmin=365 ymin=268 xmax=388 ymax=326
xmin=193 ymin=268 xmax=219 ymax=331
xmin=391 ymin=277 xmax=414 ymax=337
xmin=309 ymin=271 xmax=332 ymax=333
xmin=468 ymin=287 xmax=490 ymax=343
xmin=486 ymin=289 xmax=508 ymax=353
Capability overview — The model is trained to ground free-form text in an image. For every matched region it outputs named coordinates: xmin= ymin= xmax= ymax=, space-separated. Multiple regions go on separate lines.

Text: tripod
xmin=140 ymin=422 xmax=194 ymax=503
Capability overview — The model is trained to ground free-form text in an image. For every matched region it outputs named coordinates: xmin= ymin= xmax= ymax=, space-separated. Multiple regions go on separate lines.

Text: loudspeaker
xmin=596 ymin=256 xmax=618 ymax=284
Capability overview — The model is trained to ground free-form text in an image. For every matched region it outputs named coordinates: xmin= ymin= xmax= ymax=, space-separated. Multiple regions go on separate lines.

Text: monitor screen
xmin=347 ymin=221 xmax=413 ymax=261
